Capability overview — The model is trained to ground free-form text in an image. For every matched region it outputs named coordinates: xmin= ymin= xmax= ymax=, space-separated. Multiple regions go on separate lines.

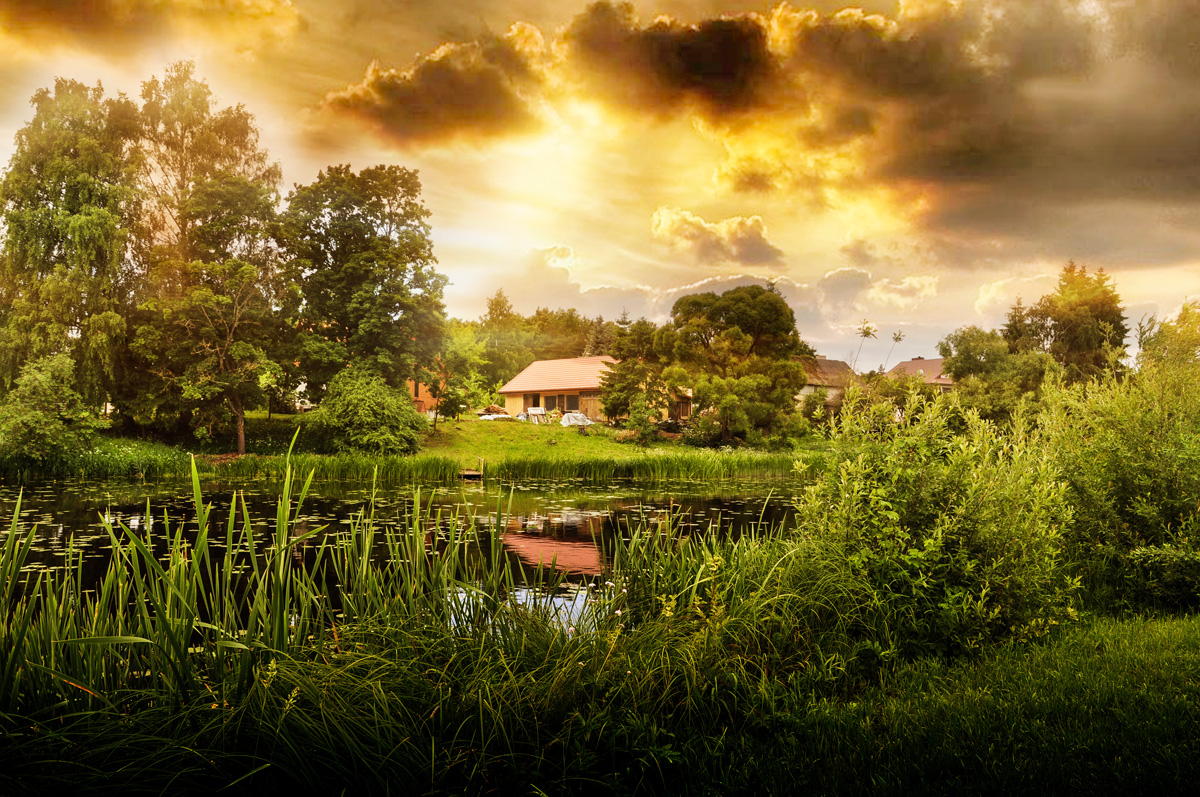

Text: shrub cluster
xmin=794 ymin=389 xmax=1078 ymax=656
xmin=1039 ymin=312 xmax=1200 ymax=609
xmin=303 ymin=366 xmax=427 ymax=455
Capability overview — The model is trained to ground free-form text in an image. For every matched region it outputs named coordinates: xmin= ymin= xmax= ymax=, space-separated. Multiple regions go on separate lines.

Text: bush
xmin=795 ymin=388 xmax=1078 ymax=656
xmin=0 ymin=353 xmax=103 ymax=471
xmin=304 ymin=366 xmax=427 ymax=455
xmin=1040 ymin=321 xmax=1200 ymax=609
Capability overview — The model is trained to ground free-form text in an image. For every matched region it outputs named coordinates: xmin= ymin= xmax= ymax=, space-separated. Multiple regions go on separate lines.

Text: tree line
xmin=0 ymin=62 xmax=1166 ymax=461
xmin=0 ymin=63 xmax=445 ymax=455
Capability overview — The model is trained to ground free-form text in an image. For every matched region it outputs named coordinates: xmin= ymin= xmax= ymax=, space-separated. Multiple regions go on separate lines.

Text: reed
xmin=488 ymin=449 xmax=800 ymax=483
xmin=4 ymin=450 xmax=1189 ymax=794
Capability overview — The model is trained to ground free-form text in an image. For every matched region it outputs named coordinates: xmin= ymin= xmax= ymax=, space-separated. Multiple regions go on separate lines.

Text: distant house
xmin=498 ymin=356 xmax=617 ymax=420
xmin=887 ymin=357 xmax=954 ymax=392
xmin=798 ymin=356 xmax=855 ymax=405
xmin=403 ymin=379 xmax=433 ymax=413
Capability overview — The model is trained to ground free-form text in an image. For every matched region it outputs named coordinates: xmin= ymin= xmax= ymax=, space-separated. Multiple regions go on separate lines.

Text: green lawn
xmin=419 ymin=414 xmax=665 ymax=467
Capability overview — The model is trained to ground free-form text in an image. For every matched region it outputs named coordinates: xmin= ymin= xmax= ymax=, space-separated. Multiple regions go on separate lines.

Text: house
xmin=498 ymin=356 xmax=617 ymax=420
xmin=405 ymin=379 xmax=438 ymax=413
xmin=887 ymin=357 xmax=954 ymax=392
xmin=798 ymin=355 xmax=855 ymax=405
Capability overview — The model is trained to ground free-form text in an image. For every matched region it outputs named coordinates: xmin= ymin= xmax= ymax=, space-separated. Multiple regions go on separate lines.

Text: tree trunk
xmin=231 ymin=395 xmax=246 ymax=456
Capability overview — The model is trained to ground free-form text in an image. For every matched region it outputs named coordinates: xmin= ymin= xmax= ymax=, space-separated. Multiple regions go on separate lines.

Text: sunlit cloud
xmin=651 ymin=206 xmax=784 ymax=266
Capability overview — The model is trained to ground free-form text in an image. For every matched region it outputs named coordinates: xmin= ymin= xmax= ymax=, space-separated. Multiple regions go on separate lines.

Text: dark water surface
xmin=0 ymin=477 xmax=801 ymax=585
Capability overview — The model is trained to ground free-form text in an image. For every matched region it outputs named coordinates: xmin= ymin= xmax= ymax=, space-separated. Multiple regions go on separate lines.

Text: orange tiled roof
xmin=498 ymin=356 xmax=617 ymax=394
xmin=887 ymin=357 xmax=954 ymax=386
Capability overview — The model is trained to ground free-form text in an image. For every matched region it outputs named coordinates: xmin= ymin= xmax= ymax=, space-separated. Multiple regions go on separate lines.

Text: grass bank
xmin=9 ymin=414 xmax=820 ymax=484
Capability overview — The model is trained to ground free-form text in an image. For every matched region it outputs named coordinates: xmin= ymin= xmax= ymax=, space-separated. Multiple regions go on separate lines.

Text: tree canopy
xmin=0 ymin=63 xmax=449 ymax=455
xmin=1003 ymin=262 xmax=1128 ymax=383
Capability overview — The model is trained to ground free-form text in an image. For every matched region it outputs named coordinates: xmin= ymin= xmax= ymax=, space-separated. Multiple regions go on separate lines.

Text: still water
xmin=0 ymin=477 xmax=800 ymax=585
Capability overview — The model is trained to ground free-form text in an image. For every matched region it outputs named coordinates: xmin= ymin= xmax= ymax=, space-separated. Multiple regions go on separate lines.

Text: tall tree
xmin=478 ymin=289 xmax=534 ymax=388
xmin=665 ymin=283 xmax=812 ymax=443
xmin=1004 ymin=262 xmax=1129 ymax=383
xmin=282 ymin=164 xmax=446 ymax=399
xmin=599 ymin=317 xmax=669 ymax=421
xmin=0 ymin=78 xmax=142 ymax=406
xmin=139 ymin=61 xmax=280 ymax=258
xmin=126 ymin=63 xmax=288 ymax=452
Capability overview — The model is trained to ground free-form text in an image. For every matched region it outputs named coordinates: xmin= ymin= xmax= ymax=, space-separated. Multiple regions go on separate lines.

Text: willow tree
xmin=0 ymin=78 xmax=142 ymax=406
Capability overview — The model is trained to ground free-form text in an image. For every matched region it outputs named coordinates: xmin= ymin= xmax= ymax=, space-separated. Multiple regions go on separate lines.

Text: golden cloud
xmin=651 ymin=206 xmax=784 ymax=266
xmin=0 ymin=0 xmax=299 ymax=53
xmin=324 ymin=24 xmax=546 ymax=146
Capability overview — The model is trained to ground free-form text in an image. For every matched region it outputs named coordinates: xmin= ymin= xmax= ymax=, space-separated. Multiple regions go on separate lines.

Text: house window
xmin=414 ymin=382 xmax=420 ymax=398
xmin=566 ymin=394 xmax=579 ymax=412
xmin=545 ymin=394 xmax=558 ymax=411
xmin=525 ymin=393 xmax=540 ymax=408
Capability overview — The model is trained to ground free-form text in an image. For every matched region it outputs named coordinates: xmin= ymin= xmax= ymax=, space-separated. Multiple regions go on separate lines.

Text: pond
xmin=0 ymin=476 xmax=802 ymax=587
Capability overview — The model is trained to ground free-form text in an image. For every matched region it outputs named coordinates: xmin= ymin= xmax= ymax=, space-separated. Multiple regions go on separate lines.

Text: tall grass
xmin=208 ymin=448 xmax=800 ymax=485
xmin=488 ymin=449 xmax=799 ymax=482
xmin=2 ymin=420 xmax=1195 ymax=793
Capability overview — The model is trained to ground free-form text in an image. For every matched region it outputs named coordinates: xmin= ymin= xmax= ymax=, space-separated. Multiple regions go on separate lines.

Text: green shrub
xmin=304 ymin=365 xmax=427 ymax=454
xmin=1040 ymin=305 xmax=1200 ymax=609
xmin=1125 ymin=537 xmax=1200 ymax=611
xmin=0 ymin=354 xmax=104 ymax=471
xmin=795 ymin=388 xmax=1078 ymax=656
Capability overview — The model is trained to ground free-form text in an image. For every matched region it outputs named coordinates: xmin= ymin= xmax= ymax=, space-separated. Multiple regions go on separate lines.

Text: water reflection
xmin=0 ymin=477 xmax=799 ymax=585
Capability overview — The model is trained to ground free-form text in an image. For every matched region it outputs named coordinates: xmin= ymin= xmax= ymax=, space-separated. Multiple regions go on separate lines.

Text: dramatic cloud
xmin=560 ymin=1 xmax=793 ymax=120
xmin=651 ymin=206 xmax=784 ymax=266
xmin=0 ymin=0 xmax=299 ymax=52
xmin=325 ymin=25 xmax=546 ymax=146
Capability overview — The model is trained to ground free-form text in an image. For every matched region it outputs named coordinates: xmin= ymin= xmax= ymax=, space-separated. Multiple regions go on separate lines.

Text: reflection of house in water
xmin=501 ymin=510 xmax=607 ymax=576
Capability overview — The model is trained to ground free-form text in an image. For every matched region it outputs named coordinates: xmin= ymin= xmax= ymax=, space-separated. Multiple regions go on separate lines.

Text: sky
xmin=0 ymin=0 xmax=1198 ymax=370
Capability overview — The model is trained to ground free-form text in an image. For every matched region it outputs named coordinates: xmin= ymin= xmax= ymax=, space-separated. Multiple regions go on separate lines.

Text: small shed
xmin=498 ymin=356 xmax=616 ymax=420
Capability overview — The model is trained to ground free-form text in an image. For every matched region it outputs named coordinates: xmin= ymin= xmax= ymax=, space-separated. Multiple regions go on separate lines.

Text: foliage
xmin=121 ymin=62 xmax=290 ymax=452
xmin=134 ymin=257 xmax=278 ymax=453
xmin=938 ymin=325 xmax=1056 ymax=423
xmin=599 ymin=316 xmax=670 ymax=421
xmin=1003 ymin=262 xmax=1129 ymax=383
xmin=0 ymin=354 xmax=104 ymax=469
xmin=665 ymin=283 xmax=813 ymax=443
xmin=622 ymin=393 xmax=661 ymax=445
xmin=796 ymin=388 xmax=1078 ymax=655
xmin=0 ymin=78 xmax=141 ymax=405
xmin=305 ymin=365 xmax=427 ymax=454
xmin=282 ymin=164 xmax=446 ymax=399
xmin=139 ymin=61 xmax=280 ymax=257
xmin=1041 ymin=302 xmax=1200 ymax=609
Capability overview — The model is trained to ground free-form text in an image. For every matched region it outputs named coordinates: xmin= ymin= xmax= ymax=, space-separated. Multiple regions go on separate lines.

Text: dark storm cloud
xmin=561 ymin=1 xmax=793 ymax=120
xmin=324 ymin=34 xmax=543 ymax=146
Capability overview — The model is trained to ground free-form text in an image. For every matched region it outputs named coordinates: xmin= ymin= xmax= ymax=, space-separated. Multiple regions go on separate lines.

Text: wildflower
xmin=568 ymin=626 xmax=576 ymax=634
xmin=615 ymin=609 xmax=622 ymax=616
